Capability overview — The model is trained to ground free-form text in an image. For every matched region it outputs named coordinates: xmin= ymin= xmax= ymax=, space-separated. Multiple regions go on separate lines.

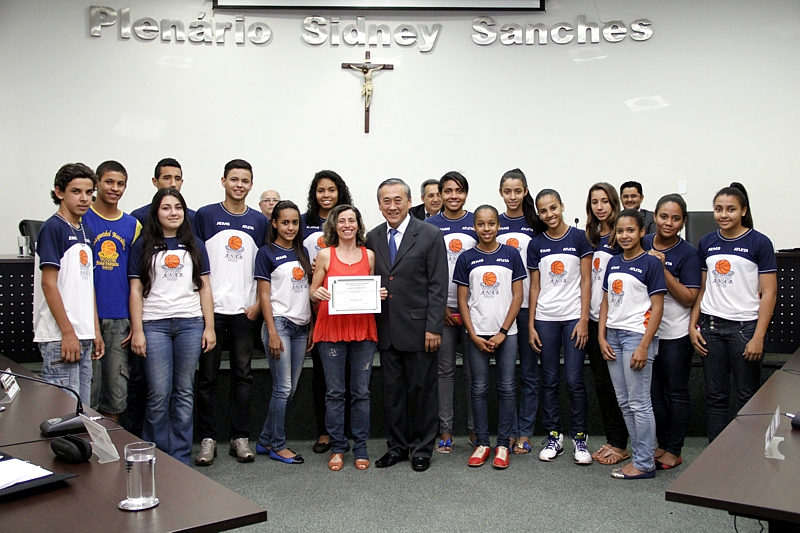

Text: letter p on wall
xmin=90 ymin=6 xmax=117 ymax=37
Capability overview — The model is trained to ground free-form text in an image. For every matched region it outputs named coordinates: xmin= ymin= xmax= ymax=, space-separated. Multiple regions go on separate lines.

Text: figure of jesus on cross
xmin=342 ymin=51 xmax=393 ymax=133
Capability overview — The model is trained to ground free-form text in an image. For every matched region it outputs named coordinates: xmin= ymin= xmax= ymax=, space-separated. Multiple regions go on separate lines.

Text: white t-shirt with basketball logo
xmin=698 ymin=229 xmax=776 ymax=322
xmin=254 ymin=244 xmax=312 ymax=326
xmin=427 ymin=211 xmax=477 ymax=308
xmin=194 ymin=203 xmax=268 ymax=315
xmin=643 ymin=235 xmax=702 ymax=340
xmin=453 ymin=244 xmax=527 ymax=336
xmin=128 ymin=237 xmax=211 ymax=321
xmin=497 ymin=213 xmax=536 ymax=309
xmin=301 ymin=213 xmax=328 ymax=263
xmin=589 ymin=233 xmax=621 ymax=322
xmin=33 ymin=214 xmax=96 ymax=342
xmin=527 ymin=226 xmax=592 ymax=322
xmin=603 ymin=251 xmax=667 ymax=335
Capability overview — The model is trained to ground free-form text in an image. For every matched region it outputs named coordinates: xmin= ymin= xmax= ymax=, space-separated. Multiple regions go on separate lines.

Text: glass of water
xmin=119 ymin=441 xmax=159 ymax=511
xmin=17 ymin=236 xmax=30 ymax=257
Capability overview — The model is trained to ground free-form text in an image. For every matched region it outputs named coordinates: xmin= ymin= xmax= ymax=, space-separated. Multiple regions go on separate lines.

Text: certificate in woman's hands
xmin=328 ymin=276 xmax=382 ymax=315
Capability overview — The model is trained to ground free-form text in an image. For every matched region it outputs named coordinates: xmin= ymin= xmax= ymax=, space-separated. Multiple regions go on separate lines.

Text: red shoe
xmin=468 ymin=445 xmax=490 ymax=467
xmin=493 ymin=446 xmax=510 ymax=469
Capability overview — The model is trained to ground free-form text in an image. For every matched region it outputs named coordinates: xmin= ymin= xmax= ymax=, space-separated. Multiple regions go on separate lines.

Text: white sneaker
xmin=573 ymin=432 xmax=592 ymax=465
xmin=538 ymin=431 xmax=564 ymax=461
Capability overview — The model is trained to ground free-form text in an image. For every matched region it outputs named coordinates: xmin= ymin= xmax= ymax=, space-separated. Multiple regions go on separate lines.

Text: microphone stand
xmin=0 ymin=369 xmax=86 ymax=437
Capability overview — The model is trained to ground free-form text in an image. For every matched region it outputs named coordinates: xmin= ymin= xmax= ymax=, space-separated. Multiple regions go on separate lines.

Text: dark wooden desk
xmin=0 ymin=355 xmax=267 ymax=532
xmin=665 ymin=351 xmax=800 ymax=526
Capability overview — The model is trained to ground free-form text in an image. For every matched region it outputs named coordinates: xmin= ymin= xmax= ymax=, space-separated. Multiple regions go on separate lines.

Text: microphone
xmin=574 ymin=218 xmax=579 ymax=228
xmin=0 ymin=369 xmax=86 ymax=437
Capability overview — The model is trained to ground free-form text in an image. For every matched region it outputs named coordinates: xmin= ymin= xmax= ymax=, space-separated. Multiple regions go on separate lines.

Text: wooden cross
xmin=342 ymin=51 xmax=394 ymax=133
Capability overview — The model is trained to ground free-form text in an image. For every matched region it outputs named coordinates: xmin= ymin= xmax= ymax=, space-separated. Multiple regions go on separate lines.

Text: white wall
xmin=1 ymin=0 xmax=799 ymax=249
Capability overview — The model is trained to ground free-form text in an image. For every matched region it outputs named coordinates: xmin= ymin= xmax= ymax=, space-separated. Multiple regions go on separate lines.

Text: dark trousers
xmin=652 ymin=335 xmax=693 ymax=455
xmin=699 ymin=315 xmax=761 ymax=442
xmin=587 ymin=320 xmax=629 ymax=449
xmin=380 ymin=347 xmax=439 ymax=459
xmin=124 ymin=350 xmax=147 ymax=438
xmin=310 ymin=345 xmax=328 ymax=436
xmin=196 ymin=313 xmax=259 ymax=440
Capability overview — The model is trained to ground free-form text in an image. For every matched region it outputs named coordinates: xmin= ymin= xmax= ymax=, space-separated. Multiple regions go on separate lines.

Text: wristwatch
xmin=499 ymin=327 xmax=509 ymax=335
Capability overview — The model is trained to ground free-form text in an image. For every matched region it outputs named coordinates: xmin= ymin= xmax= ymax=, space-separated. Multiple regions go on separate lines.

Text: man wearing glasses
xmin=259 ymin=190 xmax=281 ymax=219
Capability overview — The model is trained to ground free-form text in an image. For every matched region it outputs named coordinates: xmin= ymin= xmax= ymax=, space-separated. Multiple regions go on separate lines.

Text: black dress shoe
xmin=375 ymin=452 xmax=408 ymax=468
xmin=411 ymin=457 xmax=430 ymax=472
xmin=312 ymin=440 xmax=331 ymax=454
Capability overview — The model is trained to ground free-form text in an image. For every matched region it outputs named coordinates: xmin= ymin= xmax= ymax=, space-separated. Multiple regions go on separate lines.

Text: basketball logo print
xmin=609 ymin=278 xmax=625 ymax=306
xmin=97 ymin=239 xmax=120 ymax=270
xmin=711 ymin=258 xmax=734 ymax=286
xmin=480 ymin=270 xmax=500 ymax=298
xmin=228 ymin=236 xmax=242 ymax=250
xmin=643 ymin=309 xmax=652 ymax=328
xmin=225 ymin=235 xmax=245 ymax=262
xmin=506 ymin=238 xmax=520 ymax=249
xmin=548 ymin=260 xmax=568 ymax=285
xmin=162 ymin=253 xmax=184 ymax=281
xmin=78 ymin=248 xmax=91 ymax=279
xmin=316 ymin=235 xmax=328 ymax=250
xmin=447 ymin=238 xmax=464 ymax=264
xmin=291 ymin=265 xmax=308 ymax=292
xmin=592 ymin=256 xmax=603 ymax=281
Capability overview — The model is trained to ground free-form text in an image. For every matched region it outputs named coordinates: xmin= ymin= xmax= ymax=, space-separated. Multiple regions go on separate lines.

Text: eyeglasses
xmin=260 ymin=198 xmax=279 ymax=204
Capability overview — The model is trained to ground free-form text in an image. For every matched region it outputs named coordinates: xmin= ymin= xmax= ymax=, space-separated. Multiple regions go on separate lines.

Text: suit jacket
xmin=366 ymin=216 xmax=448 ymax=352
xmin=409 ymin=203 xmax=427 ymax=221
xmin=642 ymin=209 xmax=656 ymax=235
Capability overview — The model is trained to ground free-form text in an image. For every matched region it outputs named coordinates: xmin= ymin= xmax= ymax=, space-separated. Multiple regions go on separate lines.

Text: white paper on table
xmin=0 ymin=458 xmax=52 ymax=490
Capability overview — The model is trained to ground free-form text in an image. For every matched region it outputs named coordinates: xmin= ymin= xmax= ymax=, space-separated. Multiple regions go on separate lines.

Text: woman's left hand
xmin=487 ymin=332 xmax=506 ymax=348
xmin=379 ymin=287 xmax=388 ymax=300
xmin=571 ymin=320 xmax=588 ymax=350
xmin=648 ymin=249 xmax=666 ymax=265
xmin=202 ymin=328 xmax=217 ymax=353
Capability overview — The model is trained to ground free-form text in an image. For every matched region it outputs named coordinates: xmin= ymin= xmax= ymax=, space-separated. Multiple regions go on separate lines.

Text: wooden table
xmin=665 ymin=351 xmax=800 ymax=527
xmin=0 ymin=355 xmax=267 ymax=532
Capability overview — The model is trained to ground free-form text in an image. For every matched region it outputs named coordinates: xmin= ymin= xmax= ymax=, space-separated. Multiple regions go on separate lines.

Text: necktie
xmin=388 ymin=228 xmax=398 ymax=266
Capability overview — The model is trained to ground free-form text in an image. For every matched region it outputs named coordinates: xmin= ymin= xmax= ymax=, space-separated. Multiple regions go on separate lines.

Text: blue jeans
xmin=468 ymin=334 xmax=517 ymax=449
xmin=141 ymin=317 xmax=204 ymax=466
xmin=699 ymin=315 xmax=761 ymax=442
xmin=438 ymin=314 xmax=473 ymax=435
xmin=318 ymin=340 xmax=376 ymax=460
xmin=651 ymin=335 xmax=692 ymax=456
xmin=515 ymin=308 xmax=539 ymax=438
xmin=91 ymin=318 xmax=131 ymax=414
xmin=606 ymin=328 xmax=658 ymax=472
xmin=536 ymin=318 xmax=588 ymax=437
xmin=40 ymin=339 xmax=93 ymax=406
xmin=259 ymin=318 xmax=308 ymax=452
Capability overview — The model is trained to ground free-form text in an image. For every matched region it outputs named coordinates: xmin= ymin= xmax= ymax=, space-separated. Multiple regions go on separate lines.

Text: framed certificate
xmin=328 ymin=276 xmax=381 ymax=315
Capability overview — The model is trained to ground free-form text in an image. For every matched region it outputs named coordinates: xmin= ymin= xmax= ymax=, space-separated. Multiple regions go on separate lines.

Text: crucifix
xmin=342 ymin=51 xmax=394 ymax=133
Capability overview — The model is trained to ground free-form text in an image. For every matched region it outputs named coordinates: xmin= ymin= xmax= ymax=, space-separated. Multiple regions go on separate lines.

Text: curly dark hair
xmin=51 ymin=163 xmax=96 ymax=205
xmin=322 ymin=204 xmax=367 ymax=248
xmin=304 ymin=170 xmax=353 ymax=227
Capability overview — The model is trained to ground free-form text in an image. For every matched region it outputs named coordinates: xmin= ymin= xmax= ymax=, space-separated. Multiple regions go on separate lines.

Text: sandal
xmin=597 ymin=447 xmax=631 ymax=465
xmin=355 ymin=458 xmax=370 ymax=470
xmin=592 ymin=444 xmax=612 ymax=461
xmin=513 ymin=440 xmax=532 ymax=455
xmin=328 ymin=453 xmax=344 ymax=471
xmin=436 ymin=438 xmax=453 ymax=454
xmin=655 ymin=456 xmax=682 ymax=470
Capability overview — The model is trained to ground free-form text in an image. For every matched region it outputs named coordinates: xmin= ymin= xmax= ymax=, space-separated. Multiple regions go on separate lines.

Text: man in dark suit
xmin=409 ymin=179 xmax=443 ymax=220
xmin=366 ymin=178 xmax=448 ymax=472
xmin=620 ymin=180 xmax=656 ymax=234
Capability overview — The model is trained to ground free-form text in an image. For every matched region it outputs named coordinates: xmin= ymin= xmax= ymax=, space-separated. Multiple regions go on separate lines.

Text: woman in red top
xmin=311 ymin=204 xmax=385 ymax=471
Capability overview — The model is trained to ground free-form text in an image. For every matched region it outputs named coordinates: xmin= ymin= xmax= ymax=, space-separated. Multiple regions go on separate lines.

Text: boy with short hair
xmin=83 ymin=160 xmax=141 ymax=421
xmin=131 ymin=157 xmax=196 ymax=224
xmin=193 ymin=159 xmax=268 ymax=464
xmin=33 ymin=163 xmax=105 ymax=404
